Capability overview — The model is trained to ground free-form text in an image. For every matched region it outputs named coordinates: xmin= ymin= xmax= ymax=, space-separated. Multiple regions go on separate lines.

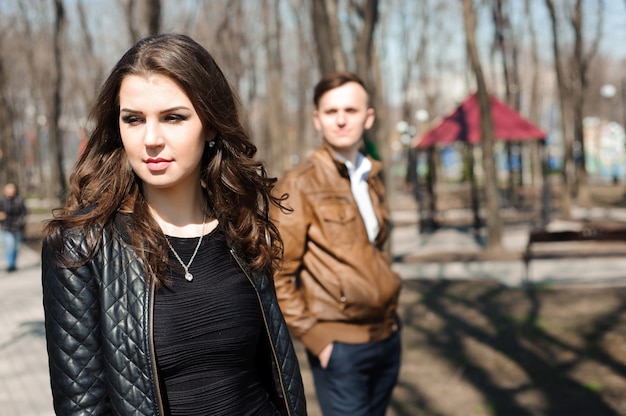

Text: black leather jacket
xmin=42 ymin=213 xmax=306 ymax=415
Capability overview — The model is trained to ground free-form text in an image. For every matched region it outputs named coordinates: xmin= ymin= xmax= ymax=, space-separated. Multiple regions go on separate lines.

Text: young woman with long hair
xmin=42 ymin=33 xmax=305 ymax=416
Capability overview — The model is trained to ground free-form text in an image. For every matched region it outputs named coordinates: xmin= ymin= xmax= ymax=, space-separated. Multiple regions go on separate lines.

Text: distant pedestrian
xmin=0 ymin=182 xmax=27 ymax=272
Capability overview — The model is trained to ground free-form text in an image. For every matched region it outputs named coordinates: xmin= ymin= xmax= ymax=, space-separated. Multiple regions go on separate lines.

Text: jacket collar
xmin=317 ymin=142 xmax=383 ymax=179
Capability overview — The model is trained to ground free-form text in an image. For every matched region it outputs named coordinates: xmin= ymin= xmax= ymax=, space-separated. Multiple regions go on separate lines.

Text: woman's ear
xmin=206 ymin=130 xmax=218 ymax=147
xmin=206 ymin=130 xmax=217 ymax=142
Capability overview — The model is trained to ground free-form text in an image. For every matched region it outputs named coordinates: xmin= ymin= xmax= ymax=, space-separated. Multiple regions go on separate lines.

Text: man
xmin=0 ymin=183 xmax=27 ymax=272
xmin=271 ymin=71 xmax=402 ymax=416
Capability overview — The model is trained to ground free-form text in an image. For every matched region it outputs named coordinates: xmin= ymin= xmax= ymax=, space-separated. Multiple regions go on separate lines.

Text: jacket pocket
xmin=318 ymin=198 xmax=358 ymax=246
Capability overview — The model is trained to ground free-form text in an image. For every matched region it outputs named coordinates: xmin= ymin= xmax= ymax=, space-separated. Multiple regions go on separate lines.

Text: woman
xmin=0 ymin=182 xmax=27 ymax=272
xmin=42 ymin=33 xmax=306 ymax=415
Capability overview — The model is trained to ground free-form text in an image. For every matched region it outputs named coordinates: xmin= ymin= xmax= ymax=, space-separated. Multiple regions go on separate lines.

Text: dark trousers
xmin=307 ymin=330 xmax=401 ymax=416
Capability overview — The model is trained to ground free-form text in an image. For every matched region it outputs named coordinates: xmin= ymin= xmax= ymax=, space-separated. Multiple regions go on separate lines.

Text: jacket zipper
xmin=148 ymin=278 xmax=166 ymax=415
xmin=229 ymin=249 xmax=292 ymax=416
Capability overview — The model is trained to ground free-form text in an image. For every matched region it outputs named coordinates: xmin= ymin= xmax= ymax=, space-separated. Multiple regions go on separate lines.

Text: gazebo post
xmin=427 ymin=146 xmax=438 ymax=231
xmin=468 ymin=144 xmax=481 ymax=236
xmin=540 ymin=139 xmax=551 ymax=227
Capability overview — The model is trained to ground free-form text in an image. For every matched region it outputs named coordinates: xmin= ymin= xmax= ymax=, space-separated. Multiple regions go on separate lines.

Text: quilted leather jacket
xmin=42 ymin=212 xmax=306 ymax=415
xmin=271 ymin=144 xmax=402 ymax=356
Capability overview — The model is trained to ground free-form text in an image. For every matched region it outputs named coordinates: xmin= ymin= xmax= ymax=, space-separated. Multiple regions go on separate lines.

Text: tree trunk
xmin=0 ymin=57 xmax=18 ymax=185
xmin=524 ymin=0 xmax=546 ymax=225
xmin=462 ymin=0 xmax=502 ymax=250
xmin=492 ymin=0 xmax=521 ymax=206
xmin=311 ymin=0 xmax=346 ymax=74
xmin=571 ymin=0 xmax=604 ymax=207
xmin=350 ymin=0 xmax=389 ymax=194
xmin=49 ymin=0 xmax=67 ymax=201
xmin=571 ymin=0 xmax=589 ymax=206
xmin=146 ymin=0 xmax=161 ymax=36
xmin=121 ymin=0 xmax=161 ymax=42
xmin=545 ymin=0 xmax=573 ymax=219
xmin=263 ymin=0 xmax=287 ymax=177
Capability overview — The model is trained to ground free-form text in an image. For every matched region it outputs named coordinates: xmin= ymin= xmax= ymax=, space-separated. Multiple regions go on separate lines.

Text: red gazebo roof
xmin=412 ymin=93 xmax=546 ymax=148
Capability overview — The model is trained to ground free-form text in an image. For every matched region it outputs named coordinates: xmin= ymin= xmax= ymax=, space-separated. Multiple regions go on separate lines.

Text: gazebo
xmin=409 ymin=93 xmax=548 ymax=232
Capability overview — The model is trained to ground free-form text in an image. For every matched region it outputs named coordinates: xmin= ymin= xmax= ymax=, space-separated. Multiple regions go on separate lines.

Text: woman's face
xmin=119 ymin=74 xmax=207 ymax=195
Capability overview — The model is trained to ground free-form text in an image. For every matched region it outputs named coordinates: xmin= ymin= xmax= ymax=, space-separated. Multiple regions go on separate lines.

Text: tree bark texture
xmin=462 ymin=0 xmax=502 ymax=249
xmin=311 ymin=0 xmax=346 ymax=74
xmin=0 ymin=58 xmax=18 ymax=185
xmin=545 ymin=0 xmax=573 ymax=219
xmin=50 ymin=0 xmax=67 ymax=201
xmin=264 ymin=0 xmax=287 ymax=177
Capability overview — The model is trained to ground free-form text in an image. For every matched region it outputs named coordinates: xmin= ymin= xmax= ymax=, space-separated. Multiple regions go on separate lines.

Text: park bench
xmin=523 ymin=226 xmax=626 ymax=282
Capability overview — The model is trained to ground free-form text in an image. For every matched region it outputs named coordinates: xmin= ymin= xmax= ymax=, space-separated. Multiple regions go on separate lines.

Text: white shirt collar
xmin=341 ymin=152 xmax=372 ymax=182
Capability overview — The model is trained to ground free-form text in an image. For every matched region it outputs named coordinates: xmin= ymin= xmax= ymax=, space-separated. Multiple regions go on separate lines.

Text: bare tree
xmin=569 ymin=0 xmax=604 ymax=206
xmin=491 ymin=0 xmax=522 ymax=203
xmin=213 ymin=1 xmax=248 ymax=90
xmin=524 ymin=0 xmax=547 ymax=224
xmin=309 ymin=0 xmax=385 ymax=163
xmin=287 ymin=0 xmax=318 ymax=162
xmin=544 ymin=0 xmax=573 ymax=219
xmin=120 ymin=0 xmax=140 ymax=42
xmin=311 ymin=0 xmax=347 ymax=74
xmin=352 ymin=0 xmax=379 ymax=82
xmin=120 ymin=0 xmax=161 ymax=42
xmin=263 ymin=0 xmax=287 ymax=176
xmin=462 ymin=0 xmax=502 ymax=249
xmin=146 ymin=0 xmax=161 ymax=35
xmin=0 ymin=56 xmax=18 ymax=185
xmin=393 ymin=1 xmax=429 ymax=125
xmin=343 ymin=0 xmax=389 ymax=183
xmin=49 ymin=0 xmax=67 ymax=200
xmin=11 ymin=0 xmax=55 ymax=196
xmin=543 ymin=0 xmax=605 ymax=214
xmin=77 ymin=0 xmax=106 ymax=86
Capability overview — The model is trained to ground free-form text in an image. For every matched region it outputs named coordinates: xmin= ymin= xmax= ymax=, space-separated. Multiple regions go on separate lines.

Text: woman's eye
xmin=164 ymin=114 xmax=188 ymax=123
xmin=121 ymin=115 xmax=142 ymax=125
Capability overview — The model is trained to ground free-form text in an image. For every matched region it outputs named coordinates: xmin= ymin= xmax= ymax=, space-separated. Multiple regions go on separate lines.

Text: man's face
xmin=313 ymin=82 xmax=375 ymax=156
xmin=3 ymin=184 xmax=16 ymax=198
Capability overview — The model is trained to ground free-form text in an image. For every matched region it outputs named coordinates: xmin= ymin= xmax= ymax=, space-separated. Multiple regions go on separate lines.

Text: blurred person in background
xmin=271 ymin=71 xmax=402 ymax=416
xmin=0 ymin=182 xmax=28 ymax=272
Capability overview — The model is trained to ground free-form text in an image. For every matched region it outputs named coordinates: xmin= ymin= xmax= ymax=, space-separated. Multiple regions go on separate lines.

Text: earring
xmin=208 ymin=140 xmax=216 ymax=148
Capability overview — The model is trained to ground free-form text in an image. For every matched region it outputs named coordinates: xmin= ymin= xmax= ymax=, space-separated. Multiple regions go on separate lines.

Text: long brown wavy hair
xmin=45 ymin=33 xmax=284 ymax=284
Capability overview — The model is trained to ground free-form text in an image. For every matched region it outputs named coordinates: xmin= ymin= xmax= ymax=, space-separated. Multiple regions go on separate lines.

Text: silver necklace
xmin=164 ymin=213 xmax=206 ymax=282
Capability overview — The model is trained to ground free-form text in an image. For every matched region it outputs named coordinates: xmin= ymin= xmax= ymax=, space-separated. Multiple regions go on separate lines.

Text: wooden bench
xmin=523 ymin=226 xmax=626 ymax=282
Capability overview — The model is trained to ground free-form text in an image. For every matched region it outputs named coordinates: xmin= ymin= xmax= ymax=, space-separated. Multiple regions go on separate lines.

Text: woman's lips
xmin=145 ymin=158 xmax=172 ymax=171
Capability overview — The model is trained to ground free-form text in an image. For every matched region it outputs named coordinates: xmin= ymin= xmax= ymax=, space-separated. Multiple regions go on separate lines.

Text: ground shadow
xmin=0 ymin=320 xmax=46 ymax=351
xmin=391 ymin=279 xmax=626 ymax=415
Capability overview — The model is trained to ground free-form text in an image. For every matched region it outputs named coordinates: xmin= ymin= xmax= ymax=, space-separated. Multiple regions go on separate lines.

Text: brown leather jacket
xmin=271 ymin=144 xmax=402 ymax=355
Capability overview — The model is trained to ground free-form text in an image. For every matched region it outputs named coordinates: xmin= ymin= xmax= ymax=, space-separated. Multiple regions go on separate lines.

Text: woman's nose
xmin=144 ymin=119 xmax=163 ymax=147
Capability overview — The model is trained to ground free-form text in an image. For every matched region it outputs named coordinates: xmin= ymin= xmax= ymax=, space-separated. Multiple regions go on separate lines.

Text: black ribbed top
xmin=154 ymin=228 xmax=279 ymax=415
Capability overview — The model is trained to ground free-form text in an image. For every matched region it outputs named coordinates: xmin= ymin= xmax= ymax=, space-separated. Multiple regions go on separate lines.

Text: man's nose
xmin=336 ymin=111 xmax=346 ymax=125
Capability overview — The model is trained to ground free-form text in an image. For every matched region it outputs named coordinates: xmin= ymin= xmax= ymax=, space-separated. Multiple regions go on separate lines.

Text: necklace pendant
xmin=184 ymin=272 xmax=194 ymax=282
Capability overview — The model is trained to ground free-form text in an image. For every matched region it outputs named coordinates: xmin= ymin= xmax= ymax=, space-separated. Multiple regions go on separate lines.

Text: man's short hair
xmin=313 ymin=71 xmax=370 ymax=108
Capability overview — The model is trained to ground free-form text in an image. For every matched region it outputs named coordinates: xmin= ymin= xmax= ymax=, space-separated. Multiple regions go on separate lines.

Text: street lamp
xmin=600 ymin=83 xmax=616 ymax=123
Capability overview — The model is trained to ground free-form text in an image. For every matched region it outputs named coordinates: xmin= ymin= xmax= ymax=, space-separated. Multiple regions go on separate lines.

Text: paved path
xmin=0 ymin=240 xmax=53 ymax=416
xmin=3 ymin=203 xmax=626 ymax=414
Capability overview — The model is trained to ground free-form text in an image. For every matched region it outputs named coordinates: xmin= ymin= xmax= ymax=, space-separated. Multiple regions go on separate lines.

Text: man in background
xmin=0 ymin=182 xmax=27 ymax=272
xmin=271 ymin=71 xmax=402 ymax=416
